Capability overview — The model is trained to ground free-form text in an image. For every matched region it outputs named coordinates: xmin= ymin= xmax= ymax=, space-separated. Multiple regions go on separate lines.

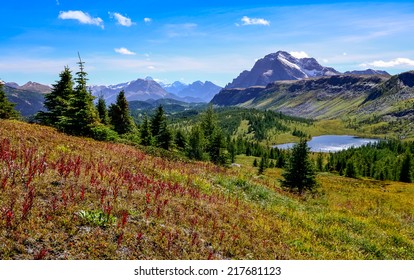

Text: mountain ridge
xmin=212 ymin=71 xmax=414 ymax=122
xmin=225 ymin=51 xmax=390 ymax=89
xmin=225 ymin=51 xmax=341 ymax=89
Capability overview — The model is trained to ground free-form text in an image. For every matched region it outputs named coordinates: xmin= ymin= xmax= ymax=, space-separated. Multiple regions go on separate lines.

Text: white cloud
xmin=291 ymin=51 xmax=310 ymax=59
xmin=144 ymin=18 xmax=152 ymax=23
xmin=240 ymin=16 xmax=270 ymax=26
xmin=110 ymin=12 xmax=134 ymax=27
xmin=360 ymin=58 xmax=414 ymax=68
xmin=114 ymin=48 xmax=136 ymax=55
xmin=58 ymin=11 xmax=104 ymax=29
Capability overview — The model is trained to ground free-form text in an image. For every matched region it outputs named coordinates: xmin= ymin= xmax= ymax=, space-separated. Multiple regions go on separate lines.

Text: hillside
xmin=1 ymin=120 xmax=414 ymax=259
xmin=212 ymin=72 xmax=414 ymax=139
xmin=213 ymin=75 xmax=391 ymax=118
xmin=4 ymin=85 xmax=45 ymax=117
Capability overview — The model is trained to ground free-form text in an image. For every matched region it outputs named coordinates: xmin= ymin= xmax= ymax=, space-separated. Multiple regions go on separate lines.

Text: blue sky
xmin=1 ymin=0 xmax=414 ymax=86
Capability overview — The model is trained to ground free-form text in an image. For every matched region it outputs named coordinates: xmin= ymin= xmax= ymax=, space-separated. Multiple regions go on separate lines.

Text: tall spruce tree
xmin=156 ymin=120 xmax=173 ymax=150
xmin=209 ymin=129 xmax=228 ymax=165
xmin=151 ymin=105 xmax=166 ymax=138
xmin=281 ymin=139 xmax=317 ymax=194
xmin=399 ymin=151 xmax=412 ymax=183
xmin=139 ymin=114 xmax=153 ymax=146
xmin=345 ymin=160 xmax=358 ymax=178
xmin=258 ymin=156 xmax=267 ymax=175
xmin=108 ymin=90 xmax=135 ymax=135
xmin=60 ymin=56 xmax=99 ymax=135
xmin=187 ymin=125 xmax=205 ymax=160
xmin=201 ymin=104 xmax=217 ymax=143
xmin=0 ymin=81 xmax=19 ymax=119
xmin=316 ymin=153 xmax=324 ymax=172
xmin=96 ymin=95 xmax=110 ymax=125
xmin=37 ymin=66 xmax=73 ymax=126
xmin=174 ymin=130 xmax=187 ymax=150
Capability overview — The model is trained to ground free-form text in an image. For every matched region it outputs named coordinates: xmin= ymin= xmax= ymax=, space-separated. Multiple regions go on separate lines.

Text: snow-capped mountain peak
xmin=226 ymin=50 xmax=341 ymax=88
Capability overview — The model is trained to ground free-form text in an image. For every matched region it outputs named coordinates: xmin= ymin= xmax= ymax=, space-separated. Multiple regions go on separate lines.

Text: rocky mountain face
xmin=3 ymin=85 xmax=45 ymax=117
xmin=89 ymin=78 xmax=174 ymax=104
xmin=160 ymin=80 xmax=222 ymax=102
xmin=5 ymin=81 xmax=51 ymax=94
xmin=344 ymin=69 xmax=390 ymax=76
xmin=225 ymin=51 xmax=340 ymax=89
xmin=212 ymin=72 xmax=414 ymax=120
xmin=90 ymin=78 xmax=221 ymax=104
xmin=159 ymin=81 xmax=187 ymax=95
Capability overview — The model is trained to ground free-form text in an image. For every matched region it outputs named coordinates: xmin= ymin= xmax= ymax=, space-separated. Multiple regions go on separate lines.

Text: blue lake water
xmin=274 ymin=135 xmax=379 ymax=152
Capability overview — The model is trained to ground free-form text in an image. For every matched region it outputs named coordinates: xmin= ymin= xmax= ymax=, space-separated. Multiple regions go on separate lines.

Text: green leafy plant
xmin=77 ymin=209 xmax=116 ymax=227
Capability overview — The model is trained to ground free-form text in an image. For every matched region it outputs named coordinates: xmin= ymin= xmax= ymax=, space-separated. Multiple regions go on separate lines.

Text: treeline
xmin=170 ymin=107 xmax=313 ymax=141
xmin=34 ymin=60 xmax=178 ymax=151
xmin=0 ymin=80 xmax=19 ymax=119
xmin=326 ymin=140 xmax=414 ymax=182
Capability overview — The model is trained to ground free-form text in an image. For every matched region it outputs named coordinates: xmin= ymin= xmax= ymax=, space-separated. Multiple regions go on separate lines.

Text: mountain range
xmin=3 ymin=84 xmax=46 ymax=117
xmin=5 ymin=81 xmax=51 ymax=94
xmin=159 ymin=80 xmax=222 ymax=102
xmin=212 ymin=71 xmax=414 ymax=122
xmin=225 ymin=50 xmax=389 ymax=89
xmin=2 ymin=50 xmax=404 ymax=121
xmin=89 ymin=77 xmax=222 ymax=104
xmin=89 ymin=78 xmax=172 ymax=104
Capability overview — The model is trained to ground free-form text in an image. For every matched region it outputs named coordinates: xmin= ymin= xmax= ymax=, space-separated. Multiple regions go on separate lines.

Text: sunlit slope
xmin=1 ymin=120 xmax=413 ymax=259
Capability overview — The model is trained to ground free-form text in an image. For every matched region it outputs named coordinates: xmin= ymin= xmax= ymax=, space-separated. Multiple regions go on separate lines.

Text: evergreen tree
xmin=37 ymin=66 xmax=73 ymax=126
xmin=156 ymin=121 xmax=173 ymax=150
xmin=399 ymin=151 xmax=412 ymax=183
xmin=187 ymin=125 xmax=205 ymax=160
xmin=227 ymin=138 xmax=236 ymax=163
xmin=96 ymin=95 xmax=110 ymax=125
xmin=0 ymin=81 xmax=19 ymax=119
xmin=151 ymin=105 xmax=166 ymax=138
xmin=209 ymin=129 xmax=228 ymax=165
xmin=139 ymin=114 xmax=153 ymax=146
xmin=59 ymin=56 xmax=99 ymax=135
xmin=174 ymin=130 xmax=187 ymax=150
xmin=258 ymin=156 xmax=266 ymax=175
xmin=258 ymin=154 xmax=269 ymax=175
xmin=201 ymin=104 xmax=217 ymax=143
xmin=316 ymin=153 xmax=324 ymax=172
xmin=253 ymin=158 xmax=258 ymax=167
xmin=276 ymin=151 xmax=286 ymax=168
xmin=345 ymin=160 xmax=358 ymax=178
xmin=108 ymin=90 xmax=135 ymax=135
xmin=281 ymin=139 xmax=317 ymax=194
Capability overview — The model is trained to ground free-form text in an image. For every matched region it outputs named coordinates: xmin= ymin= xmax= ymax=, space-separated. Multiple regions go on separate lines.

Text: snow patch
xmin=263 ymin=70 xmax=273 ymax=76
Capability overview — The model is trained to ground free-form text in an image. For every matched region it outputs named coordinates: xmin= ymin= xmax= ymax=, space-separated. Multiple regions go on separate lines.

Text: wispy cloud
xmin=58 ymin=11 xmax=104 ymax=29
xmin=239 ymin=16 xmax=270 ymax=26
xmin=110 ymin=12 xmax=134 ymax=27
xmin=144 ymin=18 xmax=152 ymax=23
xmin=165 ymin=23 xmax=199 ymax=38
xmin=114 ymin=48 xmax=136 ymax=55
xmin=360 ymin=58 xmax=414 ymax=68
xmin=290 ymin=51 xmax=309 ymax=59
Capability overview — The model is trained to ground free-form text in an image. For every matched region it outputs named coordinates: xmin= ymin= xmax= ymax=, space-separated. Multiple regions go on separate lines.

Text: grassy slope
xmin=1 ymin=120 xmax=413 ymax=259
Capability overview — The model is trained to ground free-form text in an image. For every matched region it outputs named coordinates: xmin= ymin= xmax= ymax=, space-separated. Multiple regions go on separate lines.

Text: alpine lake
xmin=274 ymin=135 xmax=380 ymax=152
